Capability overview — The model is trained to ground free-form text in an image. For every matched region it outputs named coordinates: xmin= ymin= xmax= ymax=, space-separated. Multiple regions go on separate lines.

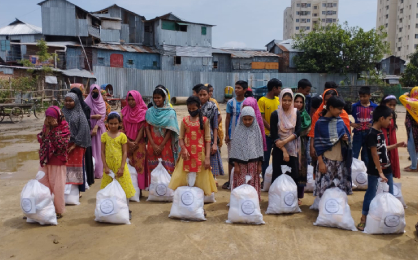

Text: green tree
xmin=21 ymin=39 xmax=58 ymax=74
xmin=400 ymin=49 xmax=418 ymax=87
xmin=292 ymin=22 xmax=390 ymax=74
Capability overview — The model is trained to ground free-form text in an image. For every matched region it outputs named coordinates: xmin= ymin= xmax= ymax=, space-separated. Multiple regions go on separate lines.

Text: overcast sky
xmin=0 ymin=0 xmax=377 ymax=49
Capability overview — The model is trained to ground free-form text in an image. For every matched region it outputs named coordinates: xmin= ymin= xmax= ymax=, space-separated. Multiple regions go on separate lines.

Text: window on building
xmin=178 ymin=25 xmax=187 ymax=32
xmin=314 ymin=6 xmax=318 ymax=9
xmin=201 ymin=26 xmax=207 ymax=35
xmin=399 ymin=37 xmax=402 ymax=42
xmin=153 ymin=61 xmax=158 ymax=67
xmin=400 ymin=18 xmax=403 ymax=23
xmin=401 ymin=0 xmax=403 ymax=3
xmin=313 ymin=13 xmax=318 ymax=17
xmin=213 ymin=61 xmax=218 ymax=69
xmin=409 ymin=25 xmax=411 ymax=29
xmin=333 ymin=19 xmax=336 ymax=22
xmin=386 ymin=14 xmax=389 ymax=19
xmin=145 ymin=26 xmax=152 ymax=32
xmin=386 ymin=5 xmax=389 ymax=10
xmin=416 ymin=13 xmax=418 ymax=18
xmin=162 ymin=21 xmax=176 ymax=31
xmin=322 ymin=19 xmax=325 ymax=22
xmin=326 ymin=18 xmax=332 ymax=23
xmin=415 ymin=44 xmax=418 ymax=49
xmin=127 ymin=59 xmax=134 ymax=65
xmin=307 ymin=19 xmax=310 ymax=22
xmin=306 ymin=26 xmax=310 ymax=30
xmin=416 ymin=23 xmax=418 ymax=28
xmin=415 ymin=34 xmax=418 ymax=39
xmin=398 ymin=47 xmax=401 ymax=51
xmin=385 ymin=23 xmax=388 ymax=28
xmin=400 ymin=8 xmax=403 ymax=13
xmin=296 ymin=26 xmax=300 ymax=30
xmin=174 ymin=56 xmax=181 ymax=65
xmin=296 ymin=19 xmax=300 ymax=22
xmin=399 ymin=27 xmax=403 ymax=32
xmin=333 ymin=3 xmax=337 ymax=6
xmin=297 ymin=3 xmax=300 ymax=7
xmin=97 ymin=57 xmax=105 ymax=66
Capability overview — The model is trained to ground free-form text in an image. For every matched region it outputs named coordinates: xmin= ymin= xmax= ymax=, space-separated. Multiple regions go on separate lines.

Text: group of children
xmin=36 ymin=80 xmax=410 ymax=230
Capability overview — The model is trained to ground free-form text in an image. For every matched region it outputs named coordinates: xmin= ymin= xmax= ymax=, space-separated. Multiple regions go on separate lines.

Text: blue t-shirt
xmin=226 ymin=98 xmax=245 ymax=137
xmin=351 ymin=101 xmax=378 ymax=132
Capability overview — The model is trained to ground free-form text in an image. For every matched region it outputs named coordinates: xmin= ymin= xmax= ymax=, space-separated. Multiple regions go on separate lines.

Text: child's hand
xmin=397 ymin=142 xmax=407 ymax=148
xmin=275 ymin=140 xmax=285 ymax=149
xmin=351 ymin=123 xmax=361 ymax=129
xmin=204 ymin=157 xmax=210 ymax=169
xmin=225 ymin=135 xmax=230 ymax=144
xmin=379 ymin=173 xmax=388 ymax=183
xmin=211 ymin=144 xmax=218 ymax=155
xmin=319 ymin=161 xmax=327 ymax=174
xmin=91 ymin=128 xmax=97 ymax=137
xmin=342 ymin=134 xmax=348 ymax=141
xmin=181 ymin=147 xmax=190 ymax=160
xmin=153 ymin=144 xmax=161 ymax=155
xmin=117 ymin=167 xmax=124 ymax=178
xmin=310 ymin=147 xmax=317 ymax=160
xmin=104 ymin=166 xmax=110 ymax=175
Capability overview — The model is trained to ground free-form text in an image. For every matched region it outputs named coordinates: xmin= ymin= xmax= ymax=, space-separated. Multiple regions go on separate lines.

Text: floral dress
xmin=100 ymin=132 xmax=136 ymax=198
xmin=147 ymin=124 xmax=175 ymax=174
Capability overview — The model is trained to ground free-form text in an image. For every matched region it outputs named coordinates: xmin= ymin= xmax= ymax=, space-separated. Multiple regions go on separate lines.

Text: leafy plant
xmin=400 ymin=49 xmax=418 ymax=87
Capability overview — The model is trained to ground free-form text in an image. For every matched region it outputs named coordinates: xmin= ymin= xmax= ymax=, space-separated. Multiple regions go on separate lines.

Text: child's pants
xmin=407 ymin=129 xmax=418 ymax=169
xmin=352 ymin=131 xmax=369 ymax=166
xmin=262 ymin=135 xmax=273 ymax=180
xmin=39 ymin=165 xmax=67 ymax=214
xmin=361 ymin=172 xmax=393 ymax=216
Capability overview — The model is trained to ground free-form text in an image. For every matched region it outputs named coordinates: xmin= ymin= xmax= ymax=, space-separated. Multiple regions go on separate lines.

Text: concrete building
xmin=266 ymin=39 xmax=303 ymax=72
xmin=283 ymin=0 xmax=339 ymax=39
xmin=376 ymin=0 xmax=398 ymax=57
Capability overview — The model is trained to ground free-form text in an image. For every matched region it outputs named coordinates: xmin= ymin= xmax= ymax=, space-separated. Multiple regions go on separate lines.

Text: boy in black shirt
xmin=357 ymin=106 xmax=405 ymax=231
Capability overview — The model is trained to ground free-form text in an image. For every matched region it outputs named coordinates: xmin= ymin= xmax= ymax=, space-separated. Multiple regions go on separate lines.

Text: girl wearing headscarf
xmin=69 ymin=87 xmax=94 ymax=187
xmin=198 ymin=86 xmax=224 ymax=179
xmin=229 ymin=106 xmax=264 ymax=200
xmin=294 ymin=93 xmax=312 ymax=202
xmin=84 ymin=84 xmax=106 ymax=179
xmin=145 ymin=88 xmax=180 ymax=174
xmin=243 ymin=96 xmax=267 ymax=151
xmin=270 ymin=89 xmax=301 ymax=195
xmin=121 ymin=90 xmax=149 ymax=190
xmin=400 ymin=87 xmax=418 ymax=172
xmin=38 ymin=106 xmax=70 ymax=218
xmin=62 ymin=93 xmax=91 ymax=195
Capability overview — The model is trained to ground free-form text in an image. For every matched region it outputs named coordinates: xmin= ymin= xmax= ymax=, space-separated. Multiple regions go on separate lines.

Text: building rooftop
xmin=0 ymin=19 xmax=42 ymax=35
xmin=92 ymin=4 xmax=146 ymax=20
xmin=93 ymin=43 xmax=159 ymax=54
xmin=276 ymin=39 xmax=303 ymax=53
xmin=218 ymin=49 xmax=279 ymax=58
xmin=147 ymin=12 xmax=215 ymax=27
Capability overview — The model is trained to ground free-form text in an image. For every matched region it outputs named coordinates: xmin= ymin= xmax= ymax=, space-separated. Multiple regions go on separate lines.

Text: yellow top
xmin=257 ymin=96 xmax=280 ymax=136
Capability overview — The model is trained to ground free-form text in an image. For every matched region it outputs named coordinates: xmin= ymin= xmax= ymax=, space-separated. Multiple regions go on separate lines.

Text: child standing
xmin=296 ymin=79 xmax=312 ymax=115
xmin=168 ymin=96 xmax=217 ymax=196
xmin=101 ymin=112 xmax=136 ymax=218
xmin=38 ymin=106 xmax=70 ymax=219
xmin=351 ymin=86 xmax=378 ymax=166
xmin=222 ymin=80 xmax=247 ymax=190
xmin=314 ymin=96 xmax=352 ymax=198
xmin=229 ymin=106 xmax=264 ymax=200
xmin=145 ymin=88 xmax=180 ymax=174
xmin=206 ymin=84 xmax=223 ymax=148
xmin=357 ymin=106 xmax=405 ymax=231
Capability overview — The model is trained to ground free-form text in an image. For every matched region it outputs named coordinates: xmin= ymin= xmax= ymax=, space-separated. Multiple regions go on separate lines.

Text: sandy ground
xmin=0 ymin=104 xmax=417 ymax=260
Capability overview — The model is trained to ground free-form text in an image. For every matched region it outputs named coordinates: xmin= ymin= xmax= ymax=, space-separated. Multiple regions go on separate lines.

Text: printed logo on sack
xmin=384 ymin=215 xmax=400 ymax=227
xmin=356 ymin=173 xmax=367 ymax=185
xmin=241 ymin=200 xmax=256 ymax=215
xmin=325 ymin=199 xmax=340 ymax=214
xmin=21 ymin=198 xmax=33 ymax=213
xmin=393 ymin=185 xmax=400 ymax=197
xmin=181 ymin=191 xmax=194 ymax=206
xmin=284 ymin=193 xmax=296 ymax=206
xmin=156 ymin=184 xmax=167 ymax=196
xmin=100 ymin=199 xmax=115 ymax=214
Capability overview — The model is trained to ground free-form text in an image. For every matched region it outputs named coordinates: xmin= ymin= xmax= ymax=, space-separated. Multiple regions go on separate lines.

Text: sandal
xmin=56 ymin=213 xmax=63 ymax=219
xmin=357 ymin=222 xmax=365 ymax=231
xmin=404 ymin=166 xmax=411 ymax=170
xmin=222 ymin=181 xmax=230 ymax=190
xmin=405 ymin=168 xmax=418 ymax=172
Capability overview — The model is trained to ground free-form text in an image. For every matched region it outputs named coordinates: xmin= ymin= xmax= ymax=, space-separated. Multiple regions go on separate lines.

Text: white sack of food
xmin=226 ymin=176 xmax=264 ymax=225
xmin=169 ymin=186 xmax=206 ymax=221
xmin=364 ymin=183 xmax=406 ymax=234
xmin=127 ymin=159 xmax=140 ymax=202
xmin=351 ymin=158 xmax=368 ymax=190
xmin=261 ymin=165 xmax=273 ymax=192
xmin=204 ymin=193 xmax=216 ymax=204
xmin=94 ymin=171 xmax=130 ymax=224
xmin=64 ymin=184 xmax=80 ymax=205
xmin=20 ymin=171 xmax=57 ymax=225
xmin=305 ymin=165 xmax=315 ymax=193
xmin=309 ymin=196 xmax=321 ymax=211
xmin=266 ymin=173 xmax=301 ymax=214
xmin=377 ymin=182 xmax=407 ymax=208
xmin=147 ymin=159 xmax=174 ymax=202
xmin=314 ymin=187 xmax=357 ymax=231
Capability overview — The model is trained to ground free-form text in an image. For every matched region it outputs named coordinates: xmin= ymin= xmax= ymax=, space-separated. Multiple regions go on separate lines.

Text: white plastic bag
xmin=169 ymin=186 xmax=206 ymax=221
xmin=266 ymin=173 xmax=301 ymax=214
xmin=64 ymin=184 xmax=80 ymax=205
xmin=377 ymin=182 xmax=407 ymax=208
xmin=261 ymin=165 xmax=273 ymax=192
xmin=281 ymin=165 xmax=292 ymax=174
xmin=305 ymin=165 xmax=315 ymax=193
xmin=147 ymin=159 xmax=174 ymax=202
xmin=314 ymin=187 xmax=357 ymax=231
xmin=309 ymin=196 xmax=320 ymax=211
xmin=204 ymin=193 xmax=216 ymax=204
xmin=226 ymin=176 xmax=264 ymax=225
xmin=187 ymin=172 xmax=196 ymax=187
xmin=127 ymin=159 xmax=140 ymax=202
xmin=352 ymin=158 xmax=368 ymax=190
xmin=20 ymin=171 xmax=57 ymax=225
xmin=364 ymin=183 xmax=406 ymax=234
xmin=94 ymin=171 xmax=130 ymax=224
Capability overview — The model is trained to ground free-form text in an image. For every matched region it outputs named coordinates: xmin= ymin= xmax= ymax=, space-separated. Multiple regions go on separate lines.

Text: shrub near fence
xmin=337 ymin=85 xmax=412 ymax=104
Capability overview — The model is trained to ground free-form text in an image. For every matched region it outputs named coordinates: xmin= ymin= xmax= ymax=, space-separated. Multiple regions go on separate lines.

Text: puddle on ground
xmin=0 ymin=150 xmax=39 ymax=173
xmin=0 ymin=134 xmax=38 ymax=149
xmin=0 ymin=134 xmax=39 ymax=172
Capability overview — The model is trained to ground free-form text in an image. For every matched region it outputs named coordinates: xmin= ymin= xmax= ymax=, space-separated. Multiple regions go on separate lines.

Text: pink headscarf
xmin=278 ymin=88 xmax=297 ymax=137
xmin=122 ymin=90 xmax=148 ymax=140
xmin=84 ymin=84 xmax=106 ymax=129
xmin=243 ymin=97 xmax=267 ymax=151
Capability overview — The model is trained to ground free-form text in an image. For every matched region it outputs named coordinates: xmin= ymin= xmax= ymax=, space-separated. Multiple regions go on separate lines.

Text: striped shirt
xmin=351 ymin=101 xmax=378 ymax=132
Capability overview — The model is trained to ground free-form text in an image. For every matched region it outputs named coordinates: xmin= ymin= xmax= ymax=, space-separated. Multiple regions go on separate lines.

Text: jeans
xmin=262 ymin=135 xmax=273 ymax=180
xmin=407 ymin=129 xmax=418 ymax=169
xmin=306 ymin=137 xmax=312 ymax=166
xmin=361 ymin=173 xmax=393 ymax=215
xmin=352 ymin=131 xmax=369 ymax=166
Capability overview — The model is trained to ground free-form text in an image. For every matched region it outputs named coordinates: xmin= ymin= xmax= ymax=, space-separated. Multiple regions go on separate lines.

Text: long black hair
xmin=380 ymin=94 xmax=398 ymax=129
xmin=153 ymin=88 xmax=166 ymax=99
xmin=186 ymin=96 xmax=204 ymax=130
xmin=321 ymin=95 xmax=345 ymax=116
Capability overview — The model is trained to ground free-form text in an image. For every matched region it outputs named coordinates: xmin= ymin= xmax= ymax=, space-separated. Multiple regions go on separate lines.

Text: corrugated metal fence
xmin=93 ymin=66 xmax=357 ymax=101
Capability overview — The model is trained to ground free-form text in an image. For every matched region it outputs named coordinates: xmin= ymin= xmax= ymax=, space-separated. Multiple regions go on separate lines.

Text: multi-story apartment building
xmin=283 ymin=0 xmax=339 ymax=39
xmin=377 ymin=0 xmax=418 ymax=60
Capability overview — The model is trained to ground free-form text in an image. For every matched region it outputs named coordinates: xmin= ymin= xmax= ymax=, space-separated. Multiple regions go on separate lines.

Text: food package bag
xmin=313 ymin=187 xmax=357 ymax=231
xmin=351 ymin=158 xmax=368 ymax=190
xmin=305 ymin=165 xmax=315 ymax=193
xmin=169 ymin=186 xmax=206 ymax=221
xmin=309 ymin=196 xmax=320 ymax=211
xmin=266 ymin=173 xmax=301 ymax=214
xmin=127 ymin=159 xmax=140 ymax=202
xmin=204 ymin=193 xmax=216 ymax=204
xmin=364 ymin=183 xmax=406 ymax=234
xmin=20 ymin=171 xmax=57 ymax=225
xmin=261 ymin=165 xmax=273 ymax=192
xmin=147 ymin=159 xmax=174 ymax=202
xmin=94 ymin=171 xmax=130 ymax=224
xmin=64 ymin=184 xmax=80 ymax=205
xmin=226 ymin=176 xmax=265 ymax=225
xmin=377 ymin=182 xmax=407 ymax=208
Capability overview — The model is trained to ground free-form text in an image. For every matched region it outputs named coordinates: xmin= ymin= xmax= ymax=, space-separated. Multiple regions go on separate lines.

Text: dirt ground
xmin=0 ymin=104 xmax=417 ymax=260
